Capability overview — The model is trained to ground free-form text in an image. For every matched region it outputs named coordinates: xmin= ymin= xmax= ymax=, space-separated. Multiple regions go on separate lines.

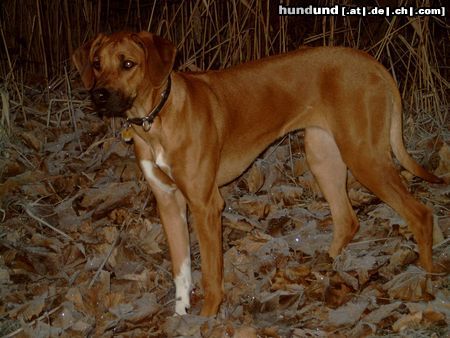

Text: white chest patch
xmin=140 ymin=160 xmax=175 ymax=193
xmin=155 ymin=152 xmax=167 ymax=169
xmin=174 ymin=257 xmax=192 ymax=315
xmin=155 ymin=151 xmax=173 ymax=179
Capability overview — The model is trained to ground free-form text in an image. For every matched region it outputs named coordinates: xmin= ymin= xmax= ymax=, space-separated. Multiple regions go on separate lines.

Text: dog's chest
xmin=139 ymin=152 xmax=175 ymax=193
xmin=134 ymin=132 xmax=176 ymax=193
xmin=154 ymin=151 xmax=171 ymax=176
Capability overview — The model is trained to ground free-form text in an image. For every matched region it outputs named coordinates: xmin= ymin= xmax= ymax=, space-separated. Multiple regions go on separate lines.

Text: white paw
xmin=174 ymin=258 xmax=192 ymax=315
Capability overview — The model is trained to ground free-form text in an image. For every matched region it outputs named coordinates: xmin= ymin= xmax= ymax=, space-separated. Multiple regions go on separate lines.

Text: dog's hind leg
xmin=342 ymin=149 xmax=434 ymax=272
xmin=305 ymin=127 xmax=359 ymax=258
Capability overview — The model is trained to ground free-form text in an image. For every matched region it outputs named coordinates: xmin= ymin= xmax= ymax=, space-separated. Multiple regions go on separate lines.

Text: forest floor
xmin=0 ymin=78 xmax=449 ymax=337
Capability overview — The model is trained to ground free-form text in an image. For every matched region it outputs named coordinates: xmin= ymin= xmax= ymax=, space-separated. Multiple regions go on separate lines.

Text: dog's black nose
xmin=92 ymin=88 xmax=110 ymax=103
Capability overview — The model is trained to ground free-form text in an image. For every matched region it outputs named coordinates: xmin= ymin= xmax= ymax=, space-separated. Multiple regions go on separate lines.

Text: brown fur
xmin=73 ymin=31 xmax=442 ymax=316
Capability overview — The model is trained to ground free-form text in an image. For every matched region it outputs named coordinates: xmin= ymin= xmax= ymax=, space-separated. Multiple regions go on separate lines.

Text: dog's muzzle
xmin=90 ymin=87 xmax=133 ymax=116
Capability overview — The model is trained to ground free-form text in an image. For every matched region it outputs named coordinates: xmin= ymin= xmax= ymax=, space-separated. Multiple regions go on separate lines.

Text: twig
xmin=23 ymin=204 xmax=75 ymax=242
xmin=433 ymin=237 xmax=450 ymax=250
xmin=0 ymin=208 xmax=5 ymax=222
xmin=65 ymin=66 xmax=83 ymax=152
xmin=3 ymin=304 xmax=63 ymax=338
xmin=88 ymin=218 xmax=126 ymax=289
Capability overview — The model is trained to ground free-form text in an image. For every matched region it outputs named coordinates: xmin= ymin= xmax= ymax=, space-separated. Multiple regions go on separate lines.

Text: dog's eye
xmin=123 ymin=60 xmax=135 ymax=70
xmin=92 ymin=58 xmax=101 ymax=70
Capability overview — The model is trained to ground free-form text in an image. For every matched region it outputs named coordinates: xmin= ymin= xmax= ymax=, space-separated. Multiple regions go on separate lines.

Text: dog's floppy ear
xmin=132 ymin=31 xmax=176 ymax=87
xmin=72 ymin=34 xmax=104 ymax=90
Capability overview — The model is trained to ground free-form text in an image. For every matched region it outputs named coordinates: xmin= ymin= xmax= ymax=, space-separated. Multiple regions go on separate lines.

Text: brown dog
xmin=73 ymin=31 xmax=442 ymax=316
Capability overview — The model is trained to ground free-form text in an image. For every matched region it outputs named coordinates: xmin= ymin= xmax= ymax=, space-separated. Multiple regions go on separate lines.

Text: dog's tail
xmin=389 ymin=80 xmax=443 ymax=184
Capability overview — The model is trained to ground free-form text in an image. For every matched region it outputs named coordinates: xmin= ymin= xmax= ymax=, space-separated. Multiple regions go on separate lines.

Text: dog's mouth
xmin=90 ymin=88 xmax=134 ymax=117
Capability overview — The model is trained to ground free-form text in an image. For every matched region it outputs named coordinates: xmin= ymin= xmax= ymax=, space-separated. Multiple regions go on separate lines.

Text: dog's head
xmin=72 ymin=31 xmax=176 ymax=116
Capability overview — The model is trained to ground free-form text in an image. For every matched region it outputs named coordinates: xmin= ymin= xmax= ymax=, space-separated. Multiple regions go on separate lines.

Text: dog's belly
xmin=216 ymin=111 xmax=324 ymax=186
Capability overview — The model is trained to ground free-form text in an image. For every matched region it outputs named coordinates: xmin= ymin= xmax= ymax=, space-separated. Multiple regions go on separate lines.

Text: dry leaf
xmin=392 ymin=311 xmax=423 ymax=332
xmin=163 ymin=314 xmax=211 ymax=337
xmin=292 ymin=328 xmax=328 ymax=337
xmin=136 ymin=221 xmax=164 ymax=254
xmin=223 ymin=211 xmax=258 ymax=232
xmin=325 ymin=283 xmax=352 ymax=308
xmin=406 ymin=291 xmax=450 ymax=321
xmin=293 ymin=157 xmax=308 ymax=176
xmin=234 ymin=326 xmax=258 ymax=338
xmin=363 ymin=301 xmax=402 ymax=324
xmin=109 ymin=293 xmax=160 ymax=323
xmin=328 ymin=299 xmax=369 ymax=327
xmin=368 ymin=204 xmax=405 ymax=226
xmin=435 ymin=143 xmax=450 ymax=178
xmin=348 ymin=322 xmax=376 ymax=337
xmin=383 ymin=266 xmax=433 ymax=301
xmin=79 ymin=181 xmax=139 ymax=217
xmin=333 ymin=249 xmax=379 ymax=272
xmin=337 ymin=270 xmax=359 ymax=290
xmin=257 ymin=285 xmax=303 ymax=312
xmin=423 ymin=308 xmax=446 ymax=324
xmin=387 ymin=247 xmax=417 ymax=269
xmin=26 ymin=322 xmax=62 ymax=337
xmin=271 ymin=265 xmax=310 ymax=291
xmin=244 ymin=160 xmax=266 ymax=193
xmin=20 ymin=131 xmax=42 ymax=151
xmin=9 ymin=292 xmax=47 ymax=320
xmin=432 ymin=217 xmax=445 ymax=246
xmin=284 ymin=221 xmax=332 ymax=256
xmin=0 ymin=266 xmax=11 ymax=283
xmin=232 ymin=195 xmax=272 ymax=219
xmin=0 ymin=170 xmax=45 ymax=198
xmin=271 ymin=185 xmax=304 ymax=205
xmin=348 ymin=188 xmax=375 ymax=205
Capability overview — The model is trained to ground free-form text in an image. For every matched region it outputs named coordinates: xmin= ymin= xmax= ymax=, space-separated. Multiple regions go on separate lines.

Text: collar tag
xmin=120 ymin=121 xmax=134 ymax=143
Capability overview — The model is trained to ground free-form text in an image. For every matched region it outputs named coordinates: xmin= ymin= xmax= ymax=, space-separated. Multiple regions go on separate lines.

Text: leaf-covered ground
xmin=0 ymin=82 xmax=449 ymax=337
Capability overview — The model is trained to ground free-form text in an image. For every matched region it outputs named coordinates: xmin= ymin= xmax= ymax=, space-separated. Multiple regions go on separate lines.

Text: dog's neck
xmin=124 ymin=76 xmax=172 ymax=131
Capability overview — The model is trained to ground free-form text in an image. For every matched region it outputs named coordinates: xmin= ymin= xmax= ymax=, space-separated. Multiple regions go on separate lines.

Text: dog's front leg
xmin=139 ymin=160 xmax=191 ymax=315
xmin=187 ymin=186 xmax=225 ymax=316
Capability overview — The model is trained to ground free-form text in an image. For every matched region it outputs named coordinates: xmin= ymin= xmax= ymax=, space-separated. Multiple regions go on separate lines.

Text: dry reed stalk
xmin=0 ymin=0 xmax=447 ymax=148
xmin=35 ymin=0 xmax=48 ymax=85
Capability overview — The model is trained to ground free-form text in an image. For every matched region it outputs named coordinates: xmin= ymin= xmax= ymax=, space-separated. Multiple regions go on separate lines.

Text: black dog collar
xmin=124 ymin=75 xmax=171 ymax=132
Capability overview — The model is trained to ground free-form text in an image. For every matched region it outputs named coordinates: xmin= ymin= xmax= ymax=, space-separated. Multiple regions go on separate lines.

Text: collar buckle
xmin=142 ymin=118 xmax=151 ymax=131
